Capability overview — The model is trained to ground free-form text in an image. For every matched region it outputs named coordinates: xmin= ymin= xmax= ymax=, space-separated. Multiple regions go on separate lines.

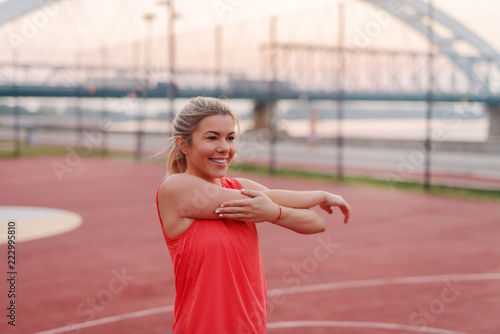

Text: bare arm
xmin=158 ymin=174 xmax=256 ymax=237
xmin=158 ymin=174 xmax=309 ymax=236
xmin=277 ymin=207 xmax=326 ymax=235
xmin=264 ymin=189 xmax=350 ymax=223
xmin=229 ymin=178 xmax=350 ymax=224
xmin=158 ymin=175 xmax=348 ymax=237
xmin=215 ymin=178 xmax=350 ymax=234
xmin=264 ymin=189 xmax=327 ymax=208
xmin=158 ymin=173 xmax=250 ymax=221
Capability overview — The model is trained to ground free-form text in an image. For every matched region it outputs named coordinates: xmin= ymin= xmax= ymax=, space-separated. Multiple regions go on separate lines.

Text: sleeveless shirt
xmin=156 ymin=177 xmax=267 ymax=334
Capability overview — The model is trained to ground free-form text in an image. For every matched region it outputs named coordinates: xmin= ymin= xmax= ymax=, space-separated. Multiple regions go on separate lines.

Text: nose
xmin=217 ymin=139 xmax=230 ymax=153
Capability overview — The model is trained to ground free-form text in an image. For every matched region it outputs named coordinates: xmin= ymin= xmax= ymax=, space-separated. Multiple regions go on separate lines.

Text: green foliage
xmin=230 ymin=163 xmax=500 ymax=202
xmin=0 ymin=141 xmax=132 ymax=159
xmin=2 ymin=142 xmax=497 ymax=202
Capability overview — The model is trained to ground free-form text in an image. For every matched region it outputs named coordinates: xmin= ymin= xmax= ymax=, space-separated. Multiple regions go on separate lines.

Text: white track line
xmin=35 ymin=273 xmax=500 ymax=334
xmin=267 ymin=320 xmax=468 ymax=334
xmin=35 ymin=305 xmax=174 ymax=334
xmin=276 ymin=272 xmax=500 ymax=296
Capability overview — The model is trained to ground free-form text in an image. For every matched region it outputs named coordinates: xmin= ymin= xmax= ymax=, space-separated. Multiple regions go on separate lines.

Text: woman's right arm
xmin=158 ymin=174 xmax=250 ymax=221
xmin=158 ymin=174 xmax=257 ymax=237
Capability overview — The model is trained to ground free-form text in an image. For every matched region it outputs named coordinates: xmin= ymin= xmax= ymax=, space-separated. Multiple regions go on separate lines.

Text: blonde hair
xmin=166 ymin=96 xmax=239 ymax=175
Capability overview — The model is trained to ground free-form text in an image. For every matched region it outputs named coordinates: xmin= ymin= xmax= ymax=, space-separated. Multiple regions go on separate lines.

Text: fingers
xmin=214 ymin=208 xmax=261 ymax=223
xmin=323 ymin=202 xmax=350 ymax=223
xmin=324 ymin=207 xmax=333 ymax=214
xmin=341 ymin=204 xmax=351 ymax=224
xmin=220 ymin=199 xmax=252 ymax=208
xmin=214 ymin=208 xmax=242 ymax=220
xmin=240 ymin=188 xmax=264 ymax=197
xmin=220 ymin=189 xmax=261 ymax=207
xmin=319 ymin=204 xmax=333 ymax=215
xmin=215 ymin=204 xmax=255 ymax=222
xmin=328 ymin=195 xmax=351 ymax=224
xmin=216 ymin=212 xmax=247 ymax=220
xmin=216 ymin=206 xmax=249 ymax=215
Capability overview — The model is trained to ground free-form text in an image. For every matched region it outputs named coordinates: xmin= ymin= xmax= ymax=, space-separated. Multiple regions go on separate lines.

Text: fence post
xmin=336 ymin=2 xmax=346 ymax=180
xmin=424 ymin=0 xmax=435 ymax=191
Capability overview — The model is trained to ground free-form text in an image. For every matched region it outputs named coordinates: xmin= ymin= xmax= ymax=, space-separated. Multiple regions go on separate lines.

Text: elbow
xmin=303 ymin=215 xmax=326 ymax=235
xmin=314 ymin=216 xmax=327 ymax=233
xmin=317 ymin=222 xmax=327 ymax=233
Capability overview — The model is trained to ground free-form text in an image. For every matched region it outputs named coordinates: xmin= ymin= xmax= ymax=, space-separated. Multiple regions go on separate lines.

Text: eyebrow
xmin=203 ymin=131 xmax=236 ymax=136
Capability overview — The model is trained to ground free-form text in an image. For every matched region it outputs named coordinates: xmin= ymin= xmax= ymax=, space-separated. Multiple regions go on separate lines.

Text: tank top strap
xmin=220 ymin=177 xmax=243 ymax=190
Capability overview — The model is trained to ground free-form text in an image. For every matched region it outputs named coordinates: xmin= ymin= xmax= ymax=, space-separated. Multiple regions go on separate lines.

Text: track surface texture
xmin=0 ymin=157 xmax=499 ymax=334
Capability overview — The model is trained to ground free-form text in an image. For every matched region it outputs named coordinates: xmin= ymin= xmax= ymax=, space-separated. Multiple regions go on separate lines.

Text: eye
xmin=227 ymin=136 xmax=235 ymax=141
xmin=207 ymin=136 xmax=217 ymax=141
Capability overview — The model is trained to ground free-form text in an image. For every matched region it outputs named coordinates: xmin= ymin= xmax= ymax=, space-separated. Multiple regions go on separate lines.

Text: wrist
xmin=271 ymin=204 xmax=282 ymax=224
xmin=320 ymin=191 xmax=329 ymax=204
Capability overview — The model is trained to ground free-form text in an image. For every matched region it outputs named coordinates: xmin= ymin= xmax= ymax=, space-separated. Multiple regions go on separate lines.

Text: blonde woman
xmin=155 ymin=96 xmax=350 ymax=333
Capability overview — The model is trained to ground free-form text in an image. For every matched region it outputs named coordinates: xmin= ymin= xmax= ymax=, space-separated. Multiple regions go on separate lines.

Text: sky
xmin=0 ymin=0 xmax=499 ymax=65
xmin=0 ymin=0 xmax=497 ymax=120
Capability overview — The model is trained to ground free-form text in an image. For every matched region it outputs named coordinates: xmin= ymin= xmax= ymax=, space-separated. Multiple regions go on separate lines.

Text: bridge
xmin=0 ymin=0 xmax=499 ymax=139
xmin=1 ymin=47 xmax=498 ymax=102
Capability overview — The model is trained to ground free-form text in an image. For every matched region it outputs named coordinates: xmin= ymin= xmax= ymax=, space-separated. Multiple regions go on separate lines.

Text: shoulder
xmin=157 ymin=174 xmax=198 ymax=238
xmin=160 ymin=173 xmax=204 ymax=192
xmin=235 ymin=177 xmax=269 ymax=191
xmin=159 ymin=173 xmax=200 ymax=201
xmin=159 ymin=173 xmax=183 ymax=195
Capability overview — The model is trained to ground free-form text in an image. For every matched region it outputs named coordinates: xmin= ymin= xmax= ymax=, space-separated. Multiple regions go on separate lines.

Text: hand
xmin=319 ymin=192 xmax=351 ymax=224
xmin=216 ymin=189 xmax=280 ymax=223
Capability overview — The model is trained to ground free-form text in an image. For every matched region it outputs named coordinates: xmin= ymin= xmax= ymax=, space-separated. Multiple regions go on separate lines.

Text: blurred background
xmin=1 ymin=0 xmax=499 ymax=190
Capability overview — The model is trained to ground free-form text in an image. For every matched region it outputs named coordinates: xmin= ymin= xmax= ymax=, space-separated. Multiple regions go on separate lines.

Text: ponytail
xmin=166 ymin=142 xmax=187 ymax=175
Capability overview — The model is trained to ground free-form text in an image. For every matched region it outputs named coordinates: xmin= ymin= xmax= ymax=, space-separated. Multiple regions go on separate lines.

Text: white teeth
xmin=210 ymin=158 xmax=227 ymax=164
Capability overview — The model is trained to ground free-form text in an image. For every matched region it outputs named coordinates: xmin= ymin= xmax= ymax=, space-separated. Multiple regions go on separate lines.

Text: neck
xmin=184 ymin=170 xmax=222 ymax=186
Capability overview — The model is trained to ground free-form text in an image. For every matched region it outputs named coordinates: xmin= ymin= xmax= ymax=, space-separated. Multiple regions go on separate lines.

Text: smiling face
xmin=180 ymin=114 xmax=237 ymax=184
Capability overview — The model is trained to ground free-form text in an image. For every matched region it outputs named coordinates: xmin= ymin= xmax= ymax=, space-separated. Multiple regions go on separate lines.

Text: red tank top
xmin=156 ymin=177 xmax=267 ymax=333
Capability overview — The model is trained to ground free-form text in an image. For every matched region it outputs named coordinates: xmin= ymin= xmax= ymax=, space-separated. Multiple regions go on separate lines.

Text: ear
xmin=175 ymin=137 xmax=189 ymax=155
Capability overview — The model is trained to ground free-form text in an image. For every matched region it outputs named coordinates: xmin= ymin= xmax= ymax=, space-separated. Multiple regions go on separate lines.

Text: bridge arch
xmin=363 ymin=0 xmax=499 ymax=58
xmin=361 ymin=0 xmax=500 ymax=140
xmin=0 ymin=0 xmax=60 ymax=27
xmin=362 ymin=0 xmax=500 ymax=86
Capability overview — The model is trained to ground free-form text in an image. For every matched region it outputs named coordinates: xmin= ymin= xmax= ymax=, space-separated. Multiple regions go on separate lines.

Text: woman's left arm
xmin=219 ymin=188 xmax=326 ymax=234
xmin=216 ymin=178 xmax=350 ymax=234
xmin=274 ymin=206 xmax=326 ymax=234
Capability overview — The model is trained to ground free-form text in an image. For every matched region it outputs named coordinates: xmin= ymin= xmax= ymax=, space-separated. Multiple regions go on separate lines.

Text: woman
xmin=156 ymin=96 xmax=350 ymax=333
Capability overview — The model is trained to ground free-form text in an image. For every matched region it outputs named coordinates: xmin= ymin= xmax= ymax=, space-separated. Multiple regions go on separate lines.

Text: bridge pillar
xmin=487 ymin=105 xmax=500 ymax=141
xmin=251 ymin=100 xmax=273 ymax=130
xmin=246 ymin=100 xmax=288 ymax=138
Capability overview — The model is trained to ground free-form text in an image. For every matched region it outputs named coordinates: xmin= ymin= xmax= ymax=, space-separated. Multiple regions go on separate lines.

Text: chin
xmin=213 ymin=169 xmax=228 ymax=179
xmin=208 ymin=162 xmax=231 ymax=179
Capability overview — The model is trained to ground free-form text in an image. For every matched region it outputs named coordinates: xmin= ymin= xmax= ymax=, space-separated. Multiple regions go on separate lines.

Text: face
xmin=180 ymin=114 xmax=237 ymax=184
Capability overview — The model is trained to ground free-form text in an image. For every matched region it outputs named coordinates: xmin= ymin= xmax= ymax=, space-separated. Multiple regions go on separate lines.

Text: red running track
xmin=0 ymin=157 xmax=499 ymax=334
